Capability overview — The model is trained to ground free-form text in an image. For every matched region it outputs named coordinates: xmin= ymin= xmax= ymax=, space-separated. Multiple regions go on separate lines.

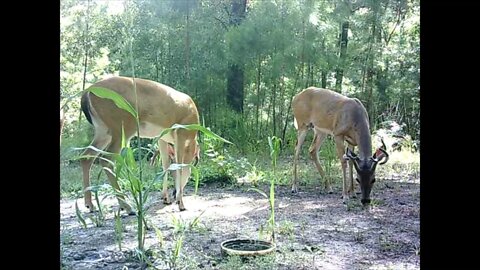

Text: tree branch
xmin=213 ymin=16 xmax=228 ymax=30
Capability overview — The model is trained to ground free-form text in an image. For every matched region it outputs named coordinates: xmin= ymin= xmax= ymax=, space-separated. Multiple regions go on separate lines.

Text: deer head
xmin=344 ymin=138 xmax=389 ymax=206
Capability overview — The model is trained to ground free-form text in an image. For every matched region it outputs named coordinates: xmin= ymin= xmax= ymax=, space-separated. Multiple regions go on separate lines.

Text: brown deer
xmin=291 ymin=87 xmax=389 ymax=206
xmin=80 ymin=76 xmax=200 ymax=213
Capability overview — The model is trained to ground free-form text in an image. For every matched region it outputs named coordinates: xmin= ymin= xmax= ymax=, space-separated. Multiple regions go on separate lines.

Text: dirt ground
xmin=60 ymin=174 xmax=420 ymax=270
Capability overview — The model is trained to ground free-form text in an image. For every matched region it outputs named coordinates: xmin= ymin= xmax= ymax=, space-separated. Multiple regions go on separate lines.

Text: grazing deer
xmin=80 ymin=76 xmax=200 ymax=213
xmin=291 ymin=87 xmax=389 ymax=206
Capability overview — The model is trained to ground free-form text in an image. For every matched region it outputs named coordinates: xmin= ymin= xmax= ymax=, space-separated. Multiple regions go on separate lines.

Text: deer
xmin=291 ymin=87 xmax=389 ymax=206
xmin=80 ymin=76 xmax=200 ymax=214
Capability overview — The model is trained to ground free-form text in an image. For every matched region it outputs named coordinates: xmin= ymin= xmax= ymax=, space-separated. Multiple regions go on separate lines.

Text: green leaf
xmin=189 ymin=209 xmax=206 ymax=229
xmin=154 ymin=170 xmax=168 ymax=183
xmin=166 ymin=163 xmax=190 ymax=171
xmin=75 ymin=200 xmax=87 ymax=229
xmin=191 ymin=165 xmax=200 ymax=195
xmin=248 ymin=187 xmax=268 ymax=199
xmin=159 ymin=123 xmax=232 ymax=144
xmin=125 ymin=147 xmax=138 ymax=171
xmin=152 ymin=223 xmax=164 ymax=248
xmin=87 ymin=87 xmax=138 ymax=119
xmin=121 ymin=124 xmax=127 ymax=149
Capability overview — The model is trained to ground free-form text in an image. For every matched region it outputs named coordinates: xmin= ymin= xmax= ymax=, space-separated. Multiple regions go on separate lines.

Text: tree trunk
xmin=256 ymin=56 xmax=261 ymax=137
xmin=226 ymin=0 xmax=247 ymax=113
xmin=281 ymin=68 xmax=301 ymax=146
xmin=79 ymin=0 xmax=91 ymax=127
xmin=227 ymin=64 xmax=244 ymax=113
xmin=335 ymin=21 xmax=349 ymax=92
xmin=185 ymin=2 xmax=191 ymax=96
xmin=321 ymin=70 xmax=327 ymax=88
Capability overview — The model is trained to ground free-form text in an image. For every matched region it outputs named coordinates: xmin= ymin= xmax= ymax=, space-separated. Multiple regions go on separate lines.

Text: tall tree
xmin=335 ymin=21 xmax=349 ymax=91
xmin=227 ymin=0 xmax=247 ymax=113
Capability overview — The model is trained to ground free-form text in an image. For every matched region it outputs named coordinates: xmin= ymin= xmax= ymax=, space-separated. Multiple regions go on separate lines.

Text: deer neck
xmin=356 ymin=123 xmax=372 ymax=160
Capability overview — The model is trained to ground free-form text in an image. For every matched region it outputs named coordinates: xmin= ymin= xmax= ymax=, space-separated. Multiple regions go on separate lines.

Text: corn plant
xmin=250 ymin=136 xmax=281 ymax=242
xmin=114 ymin=208 xmax=124 ymax=251
xmin=84 ymin=87 xmax=231 ymax=261
xmin=153 ymin=209 xmax=206 ymax=269
xmin=88 ymin=185 xmax=106 ymax=227
xmin=267 ymin=136 xmax=281 ymax=242
xmin=85 ymin=85 xmax=148 ymax=253
xmin=75 ymin=200 xmax=87 ymax=229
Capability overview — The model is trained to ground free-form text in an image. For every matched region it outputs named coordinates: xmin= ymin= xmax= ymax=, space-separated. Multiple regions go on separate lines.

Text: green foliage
xmin=196 ymin=134 xmax=237 ymax=185
xmin=267 ymin=136 xmax=281 ymax=241
xmin=61 ymin=0 xmax=419 ymax=156
xmin=74 ymin=200 xmax=87 ymax=229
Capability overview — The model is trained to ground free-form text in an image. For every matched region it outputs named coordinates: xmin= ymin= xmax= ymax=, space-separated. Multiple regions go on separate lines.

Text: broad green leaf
xmin=87 ymin=87 xmax=138 ymax=119
xmin=159 ymin=123 xmax=232 ymax=144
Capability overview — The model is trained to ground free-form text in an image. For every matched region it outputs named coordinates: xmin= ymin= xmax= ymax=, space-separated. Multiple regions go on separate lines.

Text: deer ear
xmin=373 ymin=148 xmax=383 ymax=159
xmin=373 ymin=138 xmax=387 ymax=159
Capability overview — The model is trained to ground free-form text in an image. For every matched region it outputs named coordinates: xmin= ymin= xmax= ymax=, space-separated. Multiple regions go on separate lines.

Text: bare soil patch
xmin=60 ymin=176 xmax=420 ymax=270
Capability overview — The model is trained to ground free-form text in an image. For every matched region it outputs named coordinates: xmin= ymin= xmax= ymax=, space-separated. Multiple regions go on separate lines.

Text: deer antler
xmin=344 ymin=147 xmax=360 ymax=161
xmin=372 ymin=138 xmax=389 ymax=164
xmin=380 ymin=137 xmax=387 ymax=150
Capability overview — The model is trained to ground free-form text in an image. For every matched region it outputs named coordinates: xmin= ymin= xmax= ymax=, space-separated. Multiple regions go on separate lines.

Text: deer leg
xmin=333 ymin=135 xmax=349 ymax=204
xmin=292 ymin=128 xmax=308 ymax=193
xmin=347 ymin=144 xmax=356 ymax=198
xmin=100 ymin=137 xmax=135 ymax=215
xmin=175 ymin=130 xmax=196 ymax=211
xmin=158 ymin=139 xmax=172 ymax=205
xmin=80 ymin=130 xmax=111 ymax=212
xmin=309 ymin=130 xmax=331 ymax=193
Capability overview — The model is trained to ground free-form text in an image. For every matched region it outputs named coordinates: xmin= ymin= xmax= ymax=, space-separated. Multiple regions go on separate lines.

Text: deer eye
xmin=371 ymin=178 xmax=376 ymax=184
xmin=355 ymin=178 xmax=360 ymax=183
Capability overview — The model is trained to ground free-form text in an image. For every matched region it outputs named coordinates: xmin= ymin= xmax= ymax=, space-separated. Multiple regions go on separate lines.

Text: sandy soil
xmin=60 ymin=172 xmax=420 ymax=270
